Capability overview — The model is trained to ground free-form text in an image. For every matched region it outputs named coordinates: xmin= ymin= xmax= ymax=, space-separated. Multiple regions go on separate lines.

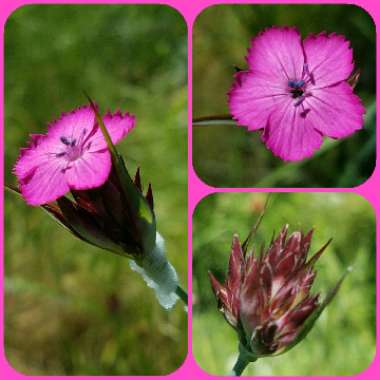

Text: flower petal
xmin=87 ymin=111 xmax=135 ymax=152
xmin=247 ymin=27 xmax=305 ymax=81
xmin=47 ymin=105 xmax=96 ymax=141
xmin=303 ymin=32 xmax=353 ymax=88
xmin=305 ymin=82 xmax=365 ymax=138
xmin=263 ymin=99 xmax=323 ymax=161
xmin=19 ymin=160 xmax=69 ymax=206
xmin=13 ymin=134 xmax=55 ymax=181
xmin=65 ymin=149 xmax=112 ymax=190
xmin=229 ymin=72 xmax=289 ymax=130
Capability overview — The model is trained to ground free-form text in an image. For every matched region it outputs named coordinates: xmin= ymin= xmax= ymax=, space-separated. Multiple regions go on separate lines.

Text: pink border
xmin=1 ymin=0 xmax=379 ymax=378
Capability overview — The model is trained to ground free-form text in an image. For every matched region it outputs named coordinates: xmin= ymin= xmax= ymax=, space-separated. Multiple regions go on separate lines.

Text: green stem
xmin=192 ymin=114 xmax=235 ymax=126
xmin=175 ymin=285 xmax=188 ymax=306
xmin=231 ymin=353 xmax=251 ymax=376
xmin=230 ymin=344 xmax=258 ymax=376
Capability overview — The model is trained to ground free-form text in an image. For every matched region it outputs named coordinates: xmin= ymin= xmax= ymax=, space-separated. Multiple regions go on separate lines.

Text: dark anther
xmin=70 ymin=139 xmax=76 ymax=147
xmin=291 ymin=88 xmax=304 ymax=98
xmin=56 ymin=152 xmax=66 ymax=157
xmin=61 ymin=165 xmax=72 ymax=173
xmin=288 ymin=79 xmax=305 ymax=88
xmin=300 ymin=109 xmax=311 ymax=118
xmin=60 ymin=136 xmax=70 ymax=145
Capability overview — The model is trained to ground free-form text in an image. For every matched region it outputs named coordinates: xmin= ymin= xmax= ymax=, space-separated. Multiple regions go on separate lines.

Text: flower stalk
xmin=231 ymin=345 xmax=257 ymax=376
xmin=192 ymin=114 xmax=234 ymax=126
xmin=175 ymin=285 xmax=188 ymax=305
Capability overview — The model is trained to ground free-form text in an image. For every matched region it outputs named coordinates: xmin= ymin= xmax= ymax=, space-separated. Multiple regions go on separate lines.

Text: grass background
xmin=192 ymin=192 xmax=376 ymax=376
xmin=192 ymin=5 xmax=376 ymax=187
xmin=4 ymin=5 xmax=187 ymax=375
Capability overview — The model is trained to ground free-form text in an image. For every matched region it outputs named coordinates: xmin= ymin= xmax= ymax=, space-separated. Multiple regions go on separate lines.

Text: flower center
xmin=288 ymin=79 xmax=305 ymax=99
xmin=287 ymin=64 xmax=315 ymax=111
xmin=56 ymin=129 xmax=88 ymax=162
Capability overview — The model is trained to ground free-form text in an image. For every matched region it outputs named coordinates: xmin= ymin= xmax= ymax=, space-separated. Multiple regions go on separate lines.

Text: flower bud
xmin=209 ymin=224 xmax=347 ymax=359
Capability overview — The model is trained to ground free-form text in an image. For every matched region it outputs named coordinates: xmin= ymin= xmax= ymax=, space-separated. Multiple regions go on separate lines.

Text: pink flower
xmin=14 ymin=105 xmax=135 ymax=205
xmin=228 ymin=27 xmax=365 ymax=161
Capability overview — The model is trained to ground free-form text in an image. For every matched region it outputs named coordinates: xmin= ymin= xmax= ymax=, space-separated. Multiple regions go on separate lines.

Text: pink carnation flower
xmin=228 ymin=27 xmax=365 ymax=161
xmin=14 ymin=105 xmax=135 ymax=205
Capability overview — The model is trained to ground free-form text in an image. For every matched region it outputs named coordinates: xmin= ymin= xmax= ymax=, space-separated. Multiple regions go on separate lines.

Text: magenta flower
xmin=228 ymin=27 xmax=365 ymax=161
xmin=14 ymin=105 xmax=135 ymax=205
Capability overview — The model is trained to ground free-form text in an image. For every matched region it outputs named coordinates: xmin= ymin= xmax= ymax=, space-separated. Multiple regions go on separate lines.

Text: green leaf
xmin=86 ymin=95 xmax=156 ymax=255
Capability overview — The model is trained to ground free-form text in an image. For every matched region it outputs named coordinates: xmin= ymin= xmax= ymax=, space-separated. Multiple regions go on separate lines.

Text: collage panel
xmin=192 ymin=4 xmax=376 ymax=188
xmin=4 ymin=4 xmax=187 ymax=376
xmin=0 ymin=1 xmax=379 ymax=380
xmin=192 ymin=192 xmax=376 ymax=376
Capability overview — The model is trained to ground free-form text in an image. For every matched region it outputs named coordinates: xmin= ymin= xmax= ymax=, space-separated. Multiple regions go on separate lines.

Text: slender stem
xmin=193 ymin=114 xmax=235 ymax=126
xmin=175 ymin=285 xmax=188 ymax=306
xmin=230 ymin=344 xmax=258 ymax=376
xmin=231 ymin=353 xmax=251 ymax=376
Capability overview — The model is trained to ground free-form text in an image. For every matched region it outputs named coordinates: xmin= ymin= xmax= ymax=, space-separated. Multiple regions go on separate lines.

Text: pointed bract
xmin=146 ymin=183 xmax=154 ymax=211
xmin=134 ymin=167 xmax=142 ymax=192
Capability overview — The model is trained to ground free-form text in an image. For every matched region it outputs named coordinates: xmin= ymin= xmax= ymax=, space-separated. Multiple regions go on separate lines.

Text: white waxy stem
xmin=129 ymin=232 xmax=179 ymax=309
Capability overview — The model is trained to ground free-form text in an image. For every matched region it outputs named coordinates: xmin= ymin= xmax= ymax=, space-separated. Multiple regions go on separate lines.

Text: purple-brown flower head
xmin=209 ymin=224 xmax=345 ymax=359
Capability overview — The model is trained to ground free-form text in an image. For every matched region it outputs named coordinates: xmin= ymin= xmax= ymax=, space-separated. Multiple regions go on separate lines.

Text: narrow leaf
xmin=306 ymin=238 xmax=333 ymax=268
xmin=85 ymin=93 xmax=118 ymax=157
xmin=85 ymin=95 xmax=156 ymax=254
xmin=242 ymin=195 xmax=271 ymax=255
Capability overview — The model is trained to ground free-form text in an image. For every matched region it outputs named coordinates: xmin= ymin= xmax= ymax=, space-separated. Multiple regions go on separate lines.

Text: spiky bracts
xmin=209 ymin=225 xmax=331 ymax=356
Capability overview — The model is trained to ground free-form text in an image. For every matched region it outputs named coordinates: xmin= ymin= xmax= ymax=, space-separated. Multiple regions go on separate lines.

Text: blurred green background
xmin=192 ymin=193 xmax=376 ymax=375
xmin=193 ymin=5 xmax=376 ymax=187
xmin=4 ymin=5 xmax=187 ymax=375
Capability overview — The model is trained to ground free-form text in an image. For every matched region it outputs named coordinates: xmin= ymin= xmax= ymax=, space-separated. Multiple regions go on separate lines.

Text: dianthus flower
xmin=11 ymin=102 xmax=186 ymax=309
xmin=228 ymin=27 xmax=365 ymax=161
xmin=14 ymin=105 xmax=135 ymax=205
